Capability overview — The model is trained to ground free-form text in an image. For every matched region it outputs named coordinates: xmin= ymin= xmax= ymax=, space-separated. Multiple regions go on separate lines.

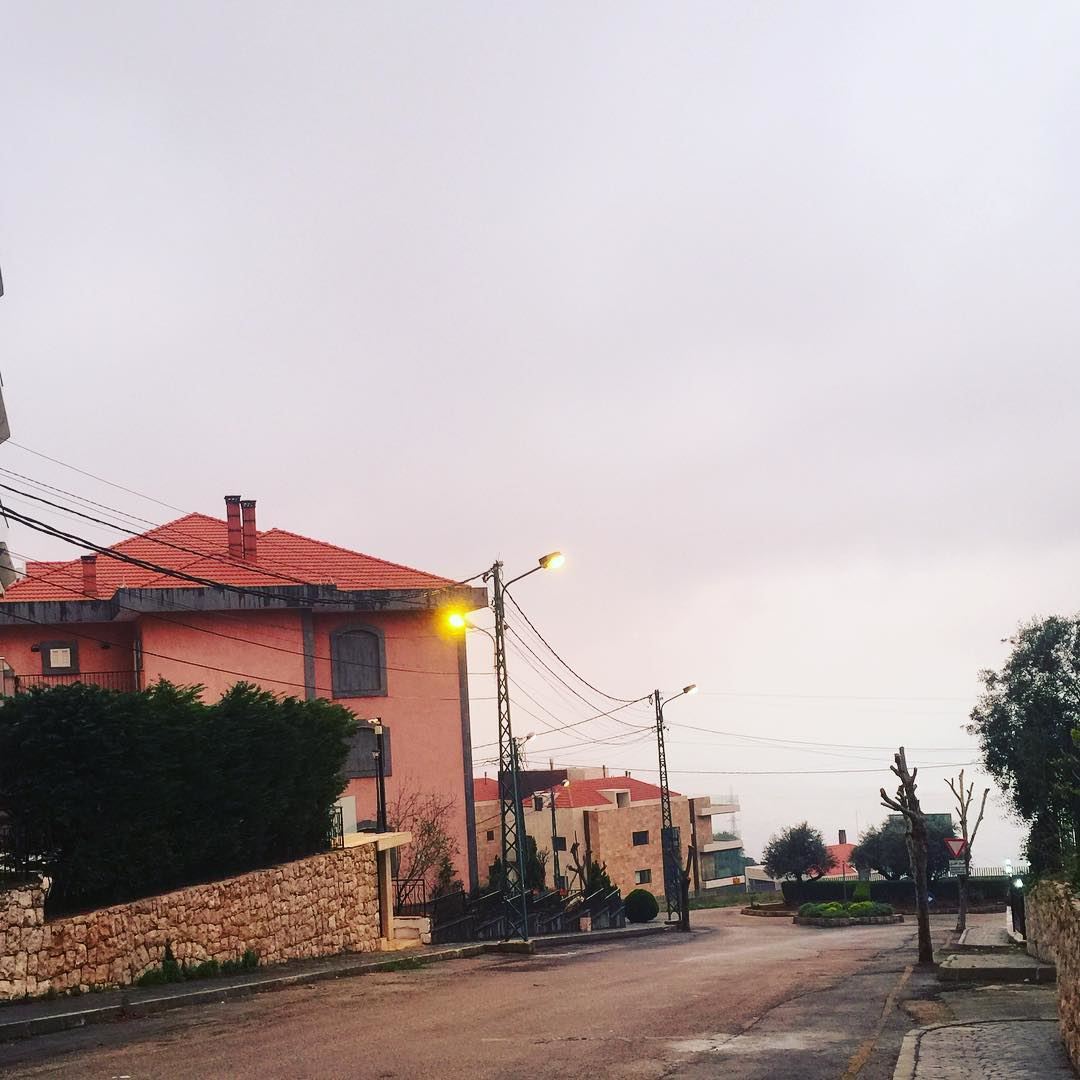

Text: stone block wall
xmin=0 ymin=843 xmax=379 ymax=1001
xmin=1025 ymin=879 xmax=1080 ymax=1069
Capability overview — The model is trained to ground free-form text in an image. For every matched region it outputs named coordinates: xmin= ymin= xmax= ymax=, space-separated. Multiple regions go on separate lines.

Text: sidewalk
xmin=895 ymin=976 xmax=1073 ymax=1078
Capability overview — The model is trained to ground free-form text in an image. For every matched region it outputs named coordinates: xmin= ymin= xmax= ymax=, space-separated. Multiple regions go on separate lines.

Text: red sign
xmin=944 ymin=837 xmax=968 ymax=858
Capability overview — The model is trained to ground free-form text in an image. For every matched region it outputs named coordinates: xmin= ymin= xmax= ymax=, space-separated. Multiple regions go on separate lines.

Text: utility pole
xmin=654 ymin=689 xmax=679 ymax=922
xmin=548 ymin=786 xmax=562 ymax=891
xmin=490 ymin=560 xmax=530 ymax=940
xmin=653 ymin=685 xmax=698 ymax=923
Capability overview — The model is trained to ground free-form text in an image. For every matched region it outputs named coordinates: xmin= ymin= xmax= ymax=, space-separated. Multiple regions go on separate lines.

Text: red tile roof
xmin=473 ymin=775 xmax=678 ymax=808
xmin=3 ymin=512 xmax=454 ymax=602
xmin=473 ymin=777 xmax=500 ymax=803
xmin=824 ymin=842 xmax=857 ymax=877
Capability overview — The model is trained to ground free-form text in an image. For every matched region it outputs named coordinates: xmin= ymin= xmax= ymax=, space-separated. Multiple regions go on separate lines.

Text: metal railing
xmin=393 ymin=876 xmax=428 ymax=915
xmin=326 ymin=805 xmax=344 ymax=850
xmin=11 ymin=671 xmax=138 ymax=693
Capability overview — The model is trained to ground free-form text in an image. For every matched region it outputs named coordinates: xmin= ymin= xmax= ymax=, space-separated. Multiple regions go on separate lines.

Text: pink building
xmin=0 ymin=496 xmax=487 ymax=889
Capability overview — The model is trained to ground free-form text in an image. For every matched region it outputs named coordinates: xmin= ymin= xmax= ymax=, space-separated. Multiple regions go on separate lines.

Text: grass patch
xmin=135 ymin=943 xmax=259 ymax=987
xmin=380 ymin=956 xmax=427 ymax=972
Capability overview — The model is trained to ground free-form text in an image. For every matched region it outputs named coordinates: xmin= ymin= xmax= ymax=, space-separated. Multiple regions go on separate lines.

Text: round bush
xmin=625 ymin=888 xmax=660 ymax=923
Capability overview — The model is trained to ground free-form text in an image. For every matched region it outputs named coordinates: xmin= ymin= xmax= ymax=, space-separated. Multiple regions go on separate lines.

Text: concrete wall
xmin=1026 ymin=879 xmax=1080 ymax=1070
xmin=0 ymin=844 xmax=380 ymax=1002
xmin=0 ymin=622 xmax=136 ymax=684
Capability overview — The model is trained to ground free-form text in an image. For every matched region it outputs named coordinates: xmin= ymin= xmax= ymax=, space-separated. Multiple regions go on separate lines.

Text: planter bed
xmin=794 ymin=914 xmax=905 ymax=928
xmin=741 ymin=907 xmax=795 ymax=917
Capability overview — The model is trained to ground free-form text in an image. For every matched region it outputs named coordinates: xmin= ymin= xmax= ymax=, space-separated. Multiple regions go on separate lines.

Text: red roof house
xmin=0 ymin=495 xmax=488 ymax=889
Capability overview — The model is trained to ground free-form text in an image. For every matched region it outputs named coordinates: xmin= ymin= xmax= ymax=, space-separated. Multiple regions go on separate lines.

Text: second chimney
xmin=839 ymin=829 xmax=847 ymax=846
xmin=225 ymin=496 xmax=243 ymax=559
xmin=241 ymin=499 xmax=258 ymax=561
xmin=80 ymin=554 xmax=98 ymax=597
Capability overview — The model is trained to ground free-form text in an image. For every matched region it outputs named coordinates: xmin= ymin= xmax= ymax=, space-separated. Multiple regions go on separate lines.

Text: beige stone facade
xmin=1025 ymin=879 xmax=1080 ymax=1070
xmin=474 ymin=777 xmax=727 ymax=899
xmin=0 ymin=841 xmax=384 ymax=1002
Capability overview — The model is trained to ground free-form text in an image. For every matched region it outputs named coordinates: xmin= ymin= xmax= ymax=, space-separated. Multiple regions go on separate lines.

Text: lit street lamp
xmin=447 ymin=552 xmax=565 ymax=941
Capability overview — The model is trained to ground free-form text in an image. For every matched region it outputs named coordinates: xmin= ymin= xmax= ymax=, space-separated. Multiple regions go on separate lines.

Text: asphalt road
xmin=0 ymin=909 xmax=965 ymax=1080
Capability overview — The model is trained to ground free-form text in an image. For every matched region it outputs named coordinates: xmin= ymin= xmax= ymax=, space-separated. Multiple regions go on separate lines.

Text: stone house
xmin=473 ymin=767 xmax=743 ymax=898
xmin=0 ymin=495 xmax=487 ymax=890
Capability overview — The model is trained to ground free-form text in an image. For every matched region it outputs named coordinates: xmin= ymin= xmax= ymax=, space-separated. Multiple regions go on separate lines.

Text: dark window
xmin=552 ymin=835 xmax=567 ymax=851
xmin=533 ymin=796 xmax=544 ymax=811
xmin=343 ymin=726 xmax=392 ymax=779
xmin=40 ymin=641 xmax=79 ymax=675
xmin=632 ymin=830 xmax=650 ymax=846
xmin=635 ymin=868 xmax=652 ymax=885
xmin=330 ymin=626 xmax=386 ymax=698
xmin=486 ymin=830 xmax=495 ymax=842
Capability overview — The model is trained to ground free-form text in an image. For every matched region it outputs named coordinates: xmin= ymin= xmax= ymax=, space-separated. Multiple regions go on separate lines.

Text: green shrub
xmin=0 ymin=681 xmax=357 ymax=915
xmin=852 ymin=881 xmax=871 ymax=902
xmin=624 ymin=888 xmax=660 ymax=923
xmin=798 ymin=900 xmax=894 ymax=920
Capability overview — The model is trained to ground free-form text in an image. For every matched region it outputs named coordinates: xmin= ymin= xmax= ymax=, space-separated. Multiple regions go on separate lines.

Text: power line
xmin=5 ymin=549 xmax=494 ymax=681
xmin=667 ymin=721 xmax=976 ymax=754
xmin=700 ymin=689 xmax=974 ymax=704
xmin=502 ymin=589 xmax=637 ymax=704
xmin=8 ymin=442 xmax=189 ymax=514
xmin=545 ymin=760 xmax=982 ymax=776
xmin=0 ymin=481 xmax=483 ymax=607
xmin=0 ymin=600 xmax=459 ymax=701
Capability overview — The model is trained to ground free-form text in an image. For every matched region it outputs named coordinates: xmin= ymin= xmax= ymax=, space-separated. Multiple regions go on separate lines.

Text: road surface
xmin=0 ymin=908 xmax=964 ymax=1079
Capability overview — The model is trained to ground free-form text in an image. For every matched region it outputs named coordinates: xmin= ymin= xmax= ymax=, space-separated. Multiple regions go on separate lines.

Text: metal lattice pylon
xmin=490 ymin=561 xmax=530 ymax=940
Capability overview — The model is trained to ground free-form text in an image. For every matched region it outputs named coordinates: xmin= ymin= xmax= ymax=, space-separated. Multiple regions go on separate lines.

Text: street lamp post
xmin=653 ymin=684 xmax=698 ymax=922
xmin=449 ymin=551 xmax=564 ymax=941
xmin=371 ymin=720 xmax=388 ymax=833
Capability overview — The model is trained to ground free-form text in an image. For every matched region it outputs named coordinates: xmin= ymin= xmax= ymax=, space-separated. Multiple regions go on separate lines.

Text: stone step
xmin=938 ymin=952 xmax=1056 ymax=984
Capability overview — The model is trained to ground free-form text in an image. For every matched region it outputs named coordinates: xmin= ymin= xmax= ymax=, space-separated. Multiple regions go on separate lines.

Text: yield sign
xmin=944 ymin=837 xmax=968 ymax=859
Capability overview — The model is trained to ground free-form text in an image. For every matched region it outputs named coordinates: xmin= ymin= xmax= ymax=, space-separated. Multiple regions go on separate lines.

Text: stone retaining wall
xmin=0 ymin=844 xmax=379 ymax=1001
xmin=1025 ymin=879 xmax=1080 ymax=1069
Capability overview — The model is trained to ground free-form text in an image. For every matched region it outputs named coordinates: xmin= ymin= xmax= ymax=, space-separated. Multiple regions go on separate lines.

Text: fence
xmin=9 ymin=671 xmax=138 ymax=693
xmin=428 ymin=886 xmax=626 ymax=944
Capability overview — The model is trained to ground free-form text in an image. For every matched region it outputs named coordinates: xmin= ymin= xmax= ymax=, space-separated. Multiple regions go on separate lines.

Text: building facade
xmin=0 ymin=495 xmax=487 ymax=890
xmin=473 ymin=767 xmax=743 ymax=898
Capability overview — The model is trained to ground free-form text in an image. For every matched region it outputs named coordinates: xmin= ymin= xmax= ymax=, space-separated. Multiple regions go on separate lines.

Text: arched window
xmin=330 ymin=625 xmax=386 ymax=698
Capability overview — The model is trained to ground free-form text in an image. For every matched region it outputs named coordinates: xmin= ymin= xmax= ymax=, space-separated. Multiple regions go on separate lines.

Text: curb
xmin=531 ymin=923 xmax=676 ymax=950
xmin=892 ymin=1017 xmax=1059 ymax=1080
xmin=0 ymin=925 xmax=673 ymax=1043
xmin=0 ymin=944 xmax=487 ymax=1044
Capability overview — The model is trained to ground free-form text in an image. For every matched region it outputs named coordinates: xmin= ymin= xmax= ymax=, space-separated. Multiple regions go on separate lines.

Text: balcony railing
xmin=9 ymin=671 xmax=138 ymax=693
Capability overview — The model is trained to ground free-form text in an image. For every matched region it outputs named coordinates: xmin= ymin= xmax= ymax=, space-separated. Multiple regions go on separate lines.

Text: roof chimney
xmin=240 ymin=499 xmax=257 ymax=561
xmin=80 ymin=554 xmax=98 ymax=597
xmin=225 ymin=496 xmax=243 ymax=559
xmin=839 ymin=829 xmax=847 ymax=846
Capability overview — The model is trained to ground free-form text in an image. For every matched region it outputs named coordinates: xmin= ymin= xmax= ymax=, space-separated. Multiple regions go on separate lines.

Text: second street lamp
xmin=653 ymin=683 xmax=698 ymax=923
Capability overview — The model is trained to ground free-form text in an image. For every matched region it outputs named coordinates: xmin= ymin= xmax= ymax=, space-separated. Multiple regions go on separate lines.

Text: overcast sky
xmin=4 ymin=2 xmax=1079 ymax=866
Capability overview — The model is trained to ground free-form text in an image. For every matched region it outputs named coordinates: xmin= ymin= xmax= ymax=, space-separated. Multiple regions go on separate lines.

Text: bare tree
xmin=945 ymin=769 xmax=989 ymax=933
xmin=387 ymin=782 xmax=459 ymax=903
xmin=880 ymin=747 xmax=933 ymax=965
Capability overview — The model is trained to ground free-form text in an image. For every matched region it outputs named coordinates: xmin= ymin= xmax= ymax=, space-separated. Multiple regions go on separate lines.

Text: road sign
xmin=949 ymin=859 xmax=967 ymax=876
xmin=944 ymin=837 xmax=968 ymax=858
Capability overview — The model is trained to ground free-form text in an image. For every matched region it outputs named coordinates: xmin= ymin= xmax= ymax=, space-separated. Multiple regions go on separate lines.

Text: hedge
xmin=0 ymin=681 xmax=357 ymax=914
xmin=781 ymin=877 xmax=1009 ymax=909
